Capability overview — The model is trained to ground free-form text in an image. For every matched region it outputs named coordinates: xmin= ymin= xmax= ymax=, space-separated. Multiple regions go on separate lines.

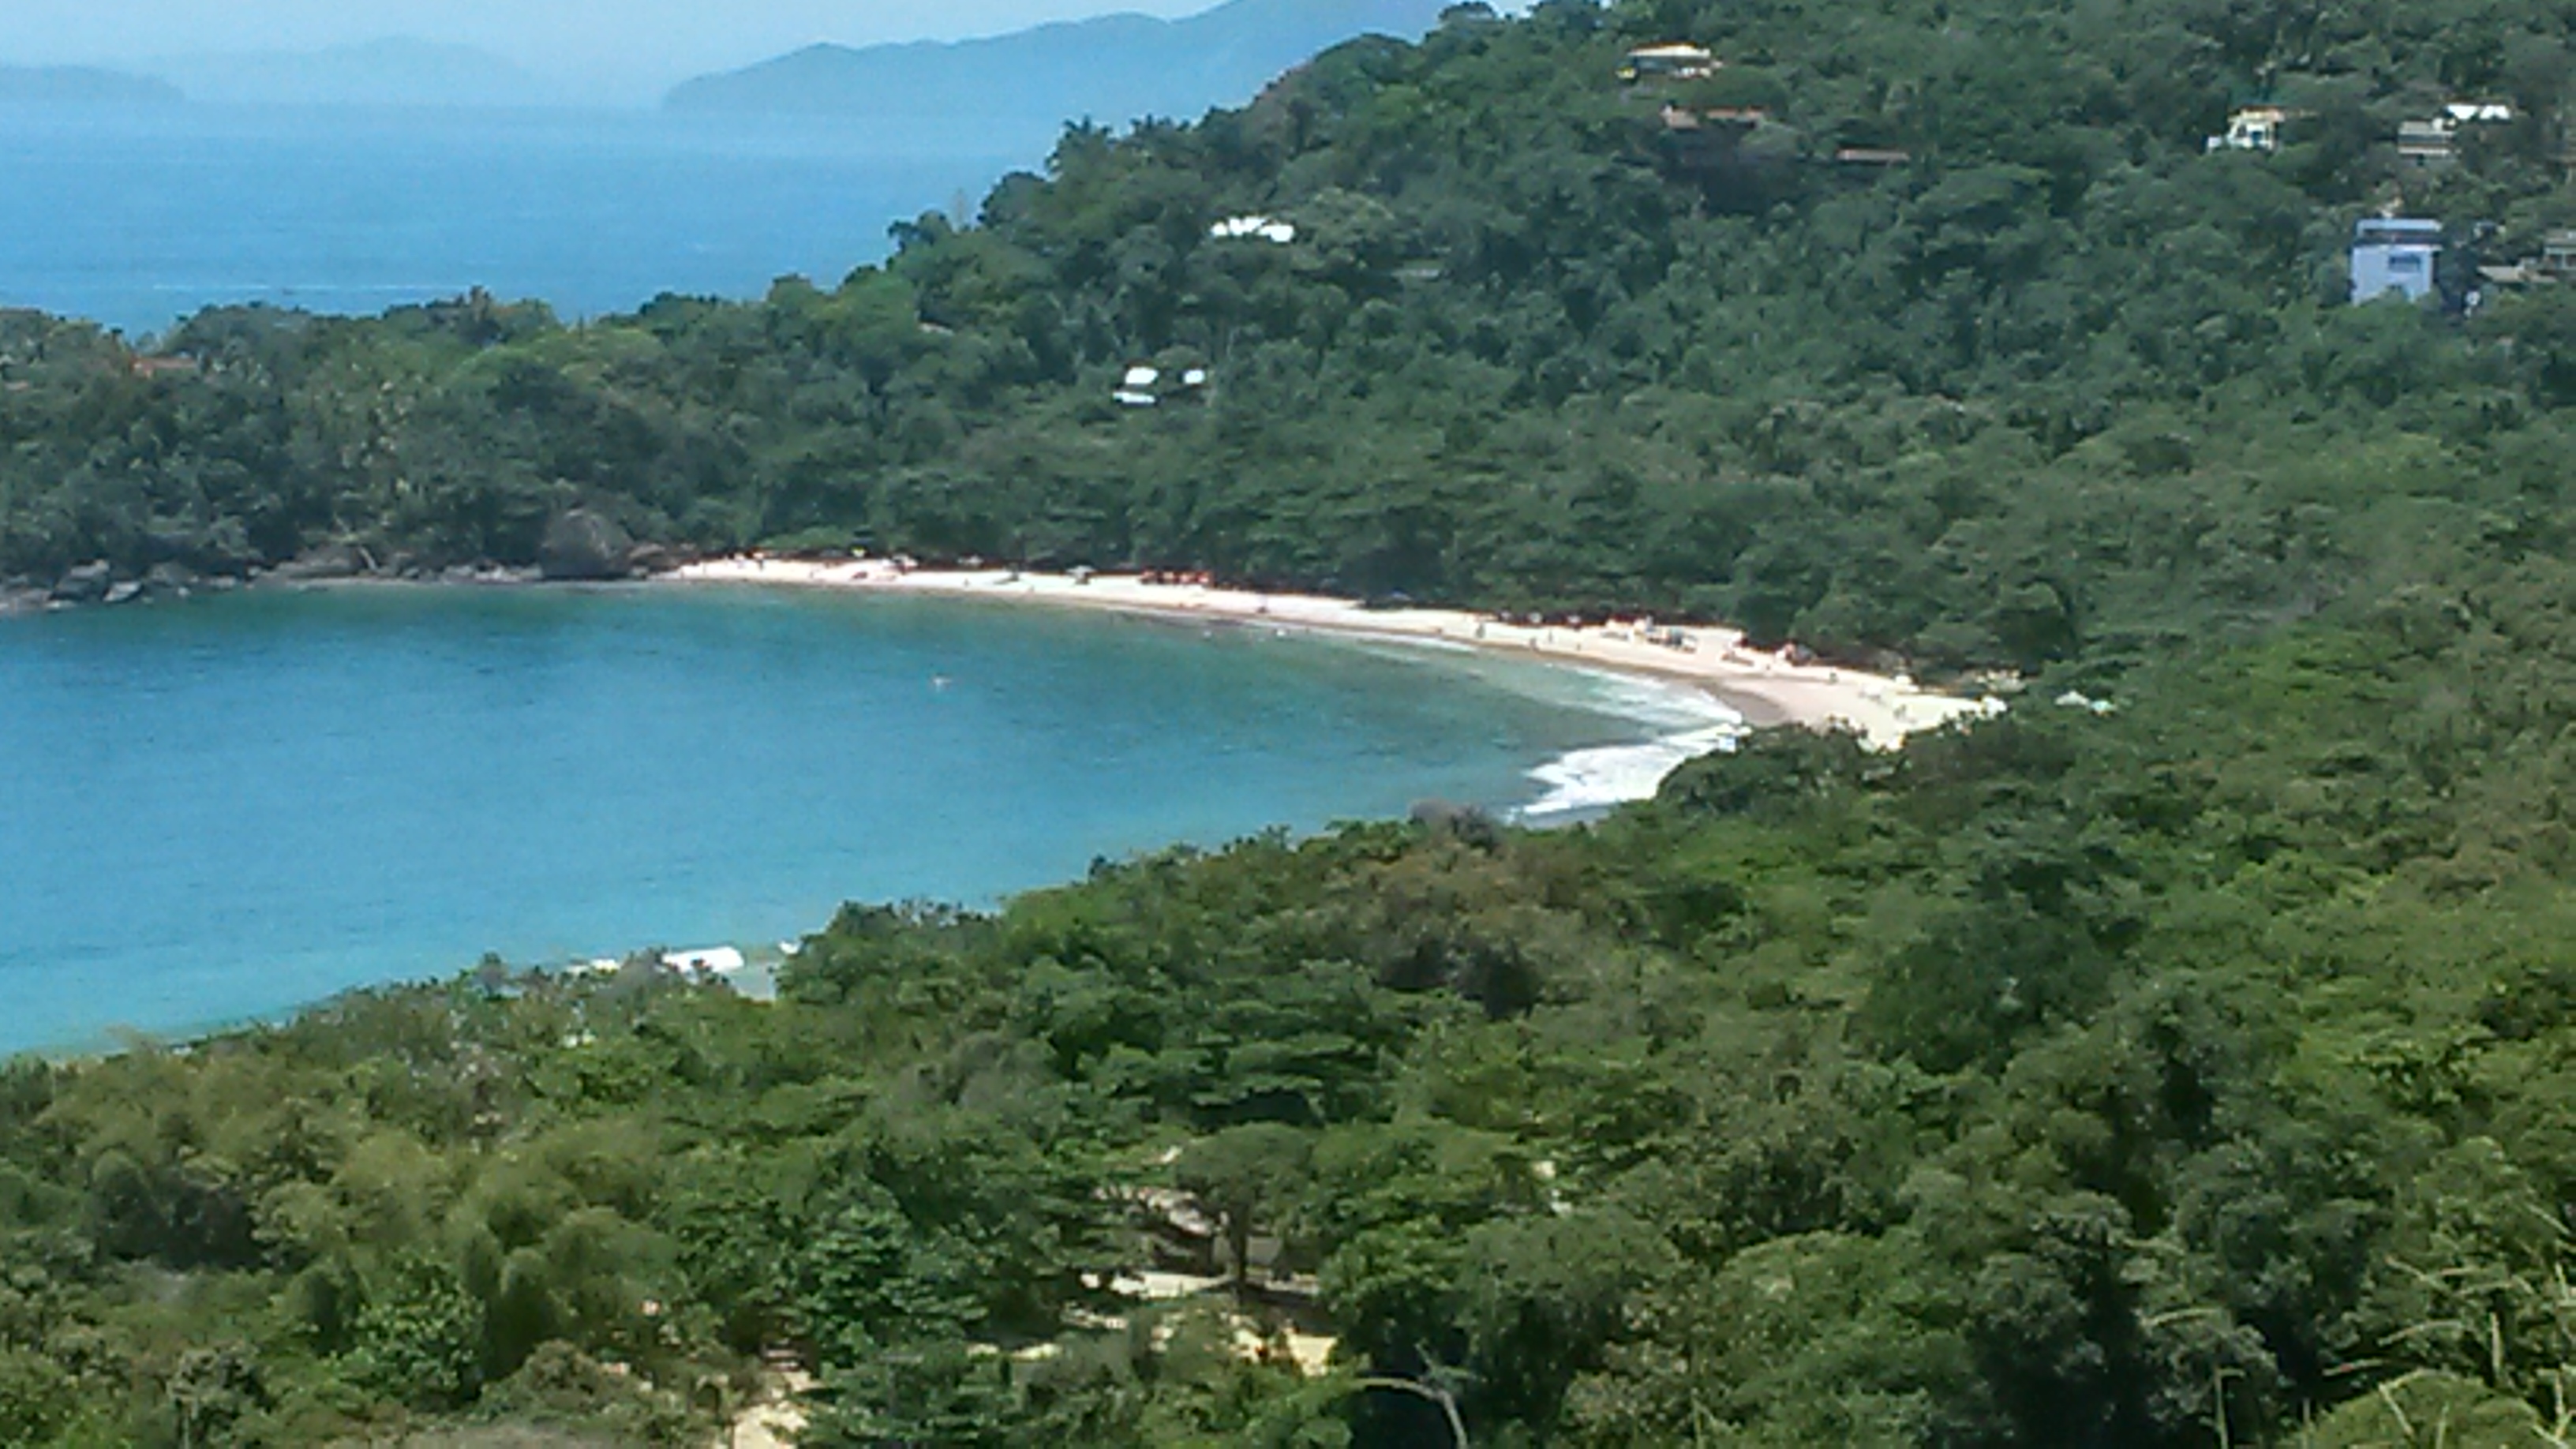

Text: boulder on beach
xmin=51 ymin=560 xmax=113 ymax=604
xmin=540 ymin=510 xmax=637 ymax=581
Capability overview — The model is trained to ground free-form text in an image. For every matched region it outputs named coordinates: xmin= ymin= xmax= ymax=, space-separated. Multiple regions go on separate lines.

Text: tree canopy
xmin=13 ymin=0 xmax=2576 ymax=1442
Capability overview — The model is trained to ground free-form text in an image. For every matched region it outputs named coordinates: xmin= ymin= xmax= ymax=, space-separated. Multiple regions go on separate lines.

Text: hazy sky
xmin=0 ymin=0 xmax=1213 ymax=99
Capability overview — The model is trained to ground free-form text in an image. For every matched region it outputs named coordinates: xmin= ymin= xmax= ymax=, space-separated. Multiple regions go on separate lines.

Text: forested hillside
xmin=13 ymin=0 xmax=2576 ymax=1443
xmin=8 ymin=0 xmax=2572 ymax=676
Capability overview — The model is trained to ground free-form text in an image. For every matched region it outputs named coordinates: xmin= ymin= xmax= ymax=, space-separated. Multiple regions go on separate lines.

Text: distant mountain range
xmin=141 ymin=39 xmax=553 ymax=109
xmin=665 ymin=0 xmax=1452 ymax=123
xmin=0 ymin=66 xmax=184 ymax=107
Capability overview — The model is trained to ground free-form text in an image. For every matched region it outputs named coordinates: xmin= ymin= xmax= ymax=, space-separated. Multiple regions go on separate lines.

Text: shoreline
xmin=11 ymin=558 xmax=2004 ymax=751
xmin=667 ymin=556 xmax=2001 ymax=751
xmin=2 ymin=562 xmax=1998 ymax=1061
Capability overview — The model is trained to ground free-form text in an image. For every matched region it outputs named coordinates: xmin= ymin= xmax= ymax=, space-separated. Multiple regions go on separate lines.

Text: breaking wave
xmin=1517 ymin=672 xmax=1747 ymax=820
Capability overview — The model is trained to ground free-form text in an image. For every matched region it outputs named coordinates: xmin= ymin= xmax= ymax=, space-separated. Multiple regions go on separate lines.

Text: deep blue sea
xmin=0 ymin=586 xmax=1716 ymax=1054
xmin=0 ymin=103 xmax=1046 ymax=335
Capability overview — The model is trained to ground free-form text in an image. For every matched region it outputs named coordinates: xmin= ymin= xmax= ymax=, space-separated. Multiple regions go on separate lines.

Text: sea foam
xmin=1518 ymin=672 xmax=1747 ymax=819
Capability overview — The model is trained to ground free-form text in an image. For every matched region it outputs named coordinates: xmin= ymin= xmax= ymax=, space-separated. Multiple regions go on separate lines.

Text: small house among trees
xmin=1619 ymin=43 xmax=1717 ymax=82
xmin=2544 ymin=230 xmax=2576 ymax=278
xmin=2398 ymin=119 xmax=2456 ymax=167
xmin=2397 ymin=102 xmax=2515 ymax=169
xmin=2352 ymin=218 xmax=2443 ymax=303
xmin=2207 ymin=106 xmax=2286 ymax=152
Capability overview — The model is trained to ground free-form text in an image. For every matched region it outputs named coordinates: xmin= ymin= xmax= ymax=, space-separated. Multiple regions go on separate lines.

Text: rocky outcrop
xmin=268 ymin=542 xmax=368 ymax=582
xmin=144 ymin=563 xmax=201 ymax=598
xmin=440 ymin=564 xmax=542 ymax=586
xmin=539 ymin=510 xmax=637 ymax=581
xmin=50 ymin=560 xmax=113 ymax=604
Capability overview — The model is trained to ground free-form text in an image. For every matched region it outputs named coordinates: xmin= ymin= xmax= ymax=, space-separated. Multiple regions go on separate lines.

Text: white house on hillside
xmin=2207 ymin=106 xmax=2286 ymax=152
xmin=1619 ymin=43 xmax=1717 ymax=81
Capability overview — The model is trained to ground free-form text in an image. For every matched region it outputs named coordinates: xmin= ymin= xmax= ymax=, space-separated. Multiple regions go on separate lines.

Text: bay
xmin=0 ymin=586 xmax=1703 ymax=1054
xmin=0 ymin=103 xmax=1048 ymax=335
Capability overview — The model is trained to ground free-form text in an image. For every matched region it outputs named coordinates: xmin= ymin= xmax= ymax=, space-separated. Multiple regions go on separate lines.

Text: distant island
xmin=665 ymin=0 xmax=1451 ymax=122
xmin=0 ymin=65 xmax=184 ymax=107
xmin=141 ymin=37 xmax=553 ymax=109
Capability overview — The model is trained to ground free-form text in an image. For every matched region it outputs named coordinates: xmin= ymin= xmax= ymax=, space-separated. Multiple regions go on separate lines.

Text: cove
xmin=0 ymin=584 xmax=1717 ymax=1054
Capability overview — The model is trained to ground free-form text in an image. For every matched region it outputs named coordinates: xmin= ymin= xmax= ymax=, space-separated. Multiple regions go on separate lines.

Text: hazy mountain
xmin=145 ymin=38 xmax=556 ymax=108
xmin=664 ymin=0 xmax=1451 ymax=124
xmin=0 ymin=66 xmax=185 ymax=107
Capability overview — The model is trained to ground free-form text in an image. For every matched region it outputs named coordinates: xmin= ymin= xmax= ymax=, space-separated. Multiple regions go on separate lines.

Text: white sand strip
xmin=668 ymin=556 xmax=2003 ymax=751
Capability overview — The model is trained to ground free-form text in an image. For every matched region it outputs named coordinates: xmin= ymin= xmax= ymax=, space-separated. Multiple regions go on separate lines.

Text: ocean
xmin=0 ymin=102 xmax=1050 ymax=335
xmin=0 ymin=586 xmax=1727 ymax=1054
xmin=0 ymin=103 xmax=1741 ymax=1054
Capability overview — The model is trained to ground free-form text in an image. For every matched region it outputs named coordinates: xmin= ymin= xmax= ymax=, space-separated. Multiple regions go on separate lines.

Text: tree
xmin=1177 ymin=1125 xmax=1316 ymax=1294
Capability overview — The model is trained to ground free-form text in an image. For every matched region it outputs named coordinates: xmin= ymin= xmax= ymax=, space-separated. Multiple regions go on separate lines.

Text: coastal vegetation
xmin=10 ymin=0 xmax=2576 ymax=1443
xmin=7 ymin=0 xmax=2570 ymax=680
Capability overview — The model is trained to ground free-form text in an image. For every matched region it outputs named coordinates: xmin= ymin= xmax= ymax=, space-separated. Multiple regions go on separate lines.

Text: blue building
xmin=2352 ymin=218 xmax=2443 ymax=303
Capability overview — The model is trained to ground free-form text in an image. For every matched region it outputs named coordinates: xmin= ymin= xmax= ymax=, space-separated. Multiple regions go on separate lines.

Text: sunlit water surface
xmin=0 ymin=586 xmax=1726 ymax=1051
xmin=0 ymin=103 xmax=1039 ymax=334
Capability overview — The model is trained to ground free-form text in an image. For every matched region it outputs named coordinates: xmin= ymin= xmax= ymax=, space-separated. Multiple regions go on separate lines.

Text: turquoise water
xmin=0 ymin=586 xmax=1682 ymax=1053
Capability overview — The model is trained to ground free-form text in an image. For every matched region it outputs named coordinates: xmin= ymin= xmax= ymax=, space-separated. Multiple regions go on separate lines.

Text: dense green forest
xmin=13 ymin=0 xmax=2576 ymax=1443
xmin=8 ymin=0 xmax=2573 ymax=674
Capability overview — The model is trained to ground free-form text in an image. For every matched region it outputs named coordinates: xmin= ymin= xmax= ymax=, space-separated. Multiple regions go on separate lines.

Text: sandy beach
xmin=670 ymin=556 xmax=2002 ymax=751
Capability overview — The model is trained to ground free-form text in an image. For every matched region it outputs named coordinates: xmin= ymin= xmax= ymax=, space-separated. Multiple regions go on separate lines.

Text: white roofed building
xmin=2207 ymin=106 xmax=2286 ymax=152
xmin=2398 ymin=103 xmax=2514 ymax=169
xmin=1209 ymin=215 xmax=1296 ymax=244
xmin=1620 ymin=43 xmax=1718 ymax=81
